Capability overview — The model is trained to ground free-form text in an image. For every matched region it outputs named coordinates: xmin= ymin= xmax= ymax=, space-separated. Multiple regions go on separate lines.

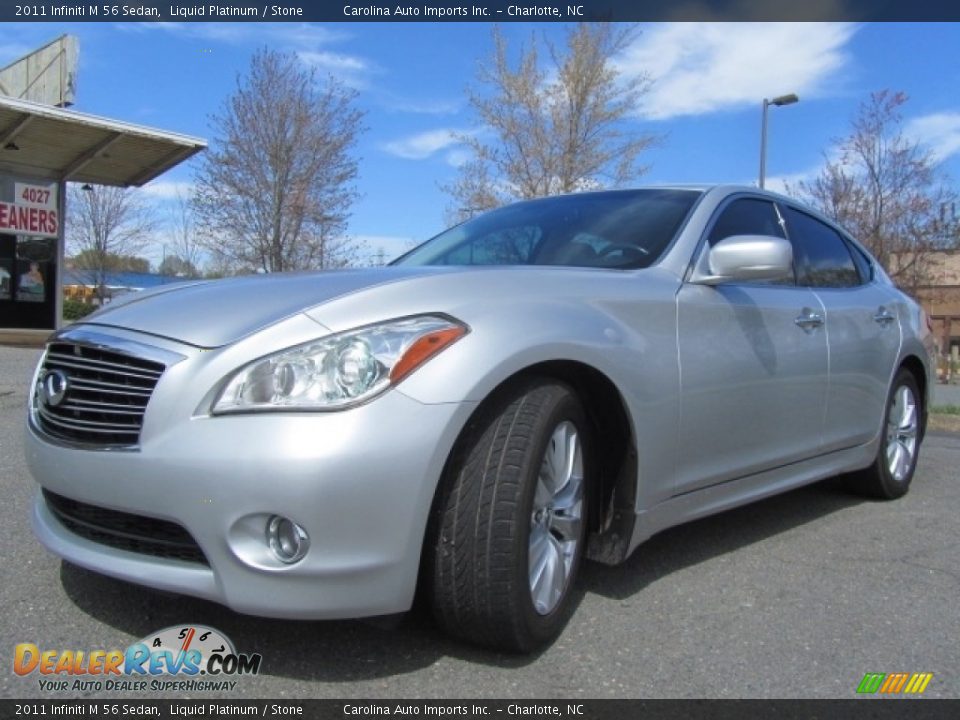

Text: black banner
xmin=2 ymin=700 xmax=960 ymax=720
xmin=3 ymin=0 xmax=960 ymax=23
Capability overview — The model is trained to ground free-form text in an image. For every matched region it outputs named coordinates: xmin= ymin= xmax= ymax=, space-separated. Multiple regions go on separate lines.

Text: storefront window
xmin=0 ymin=176 xmax=61 ymax=329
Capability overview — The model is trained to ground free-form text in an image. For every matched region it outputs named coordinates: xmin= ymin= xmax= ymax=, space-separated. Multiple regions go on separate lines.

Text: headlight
xmin=212 ymin=315 xmax=467 ymax=413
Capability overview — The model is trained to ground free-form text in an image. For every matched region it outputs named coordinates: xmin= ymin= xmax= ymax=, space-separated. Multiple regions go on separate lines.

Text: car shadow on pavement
xmin=57 ymin=476 xmax=863 ymax=679
xmin=58 ymin=563 xmax=545 ymax=679
xmin=579 ymin=475 xmax=866 ymax=600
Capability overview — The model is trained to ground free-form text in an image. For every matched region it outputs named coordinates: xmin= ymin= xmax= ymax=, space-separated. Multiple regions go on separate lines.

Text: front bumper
xmin=27 ymin=369 xmax=475 ymax=620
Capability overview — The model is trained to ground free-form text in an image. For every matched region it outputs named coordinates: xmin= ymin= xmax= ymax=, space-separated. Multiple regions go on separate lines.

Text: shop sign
xmin=0 ymin=182 xmax=59 ymax=238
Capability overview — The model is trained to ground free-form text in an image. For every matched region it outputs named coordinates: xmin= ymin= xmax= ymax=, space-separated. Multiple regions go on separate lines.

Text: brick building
xmin=914 ymin=251 xmax=960 ymax=379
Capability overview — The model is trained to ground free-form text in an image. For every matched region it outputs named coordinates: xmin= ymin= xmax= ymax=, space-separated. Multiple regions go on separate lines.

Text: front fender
xmin=396 ymin=297 xmax=681 ymax=515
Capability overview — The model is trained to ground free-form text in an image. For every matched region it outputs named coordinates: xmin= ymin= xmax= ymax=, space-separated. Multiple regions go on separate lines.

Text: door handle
xmin=874 ymin=307 xmax=896 ymax=326
xmin=795 ymin=310 xmax=824 ymax=330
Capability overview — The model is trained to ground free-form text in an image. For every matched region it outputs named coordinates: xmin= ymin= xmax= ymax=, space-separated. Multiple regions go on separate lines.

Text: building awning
xmin=0 ymin=95 xmax=206 ymax=187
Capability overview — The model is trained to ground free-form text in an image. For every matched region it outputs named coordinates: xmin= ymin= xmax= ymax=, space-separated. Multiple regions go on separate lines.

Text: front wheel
xmin=849 ymin=368 xmax=922 ymax=500
xmin=427 ymin=379 xmax=590 ymax=652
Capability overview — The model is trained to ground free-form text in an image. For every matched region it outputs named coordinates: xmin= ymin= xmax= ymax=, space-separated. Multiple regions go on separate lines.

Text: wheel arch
xmin=421 ymin=359 xmax=639 ymax=574
xmin=899 ymin=354 xmax=929 ymax=441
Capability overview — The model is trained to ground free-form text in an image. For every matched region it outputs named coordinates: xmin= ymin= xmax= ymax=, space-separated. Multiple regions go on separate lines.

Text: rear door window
xmin=782 ymin=207 xmax=861 ymax=288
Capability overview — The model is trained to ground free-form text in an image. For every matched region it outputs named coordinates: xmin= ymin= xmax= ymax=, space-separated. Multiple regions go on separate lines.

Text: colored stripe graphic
xmin=857 ymin=673 xmax=885 ymax=694
xmin=880 ymin=673 xmax=909 ymax=693
xmin=857 ymin=671 xmax=933 ymax=694
xmin=904 ymin=673 xmax=934 ymax=694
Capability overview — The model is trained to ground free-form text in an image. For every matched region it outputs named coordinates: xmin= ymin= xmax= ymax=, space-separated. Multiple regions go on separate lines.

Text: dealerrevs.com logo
xmin=13 ymin=625 xmax=262 ymax=693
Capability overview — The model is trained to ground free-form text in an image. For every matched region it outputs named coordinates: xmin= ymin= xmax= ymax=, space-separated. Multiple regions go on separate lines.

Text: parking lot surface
xmin=1 ymin=345 xmax=958 ymax=699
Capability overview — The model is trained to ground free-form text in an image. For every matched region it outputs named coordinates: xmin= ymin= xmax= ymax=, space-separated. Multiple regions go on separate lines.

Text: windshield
xmin=394 ymin=189 xmax=702 ymax=270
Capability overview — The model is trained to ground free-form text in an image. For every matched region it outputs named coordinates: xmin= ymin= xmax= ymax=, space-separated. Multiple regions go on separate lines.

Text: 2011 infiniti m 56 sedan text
xmin=26 ymin=186 xmax=933 ymax=651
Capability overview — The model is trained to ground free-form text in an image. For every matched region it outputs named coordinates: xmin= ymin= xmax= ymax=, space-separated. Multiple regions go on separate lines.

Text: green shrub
xmin=932 ymin=405 xmax=960 ymax=416
xmin=62 ymin=299 xmax=96 ymax=321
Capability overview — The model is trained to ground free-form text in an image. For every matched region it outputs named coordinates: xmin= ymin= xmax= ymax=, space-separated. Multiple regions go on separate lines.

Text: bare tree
xmin=445 ymin=24 xmax=657 ymax=223
xmin=67 ymin=184 xmax=155 ymax=302
xmin=202 ymin=245 xmax=246 ymax=279
xmin=163 ymin=190 xmax=203 ymax=277
xmin=193 ymin=48 xmax=365 ymax=272
xmin=792 ymin=91 xmax=958 ymax=295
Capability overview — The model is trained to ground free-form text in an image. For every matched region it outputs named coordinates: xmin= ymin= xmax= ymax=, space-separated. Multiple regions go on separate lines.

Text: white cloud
xmin=444 ymin=148 xmax=472 ymax=168
xmin=761 ymin=167 xmax=819 ymax=195
xmin=121 ymin=22 xmax=345 ymax=47
xmin=118 ymin=22 xmax=244 ymax=43
xmin=298 ymin=51 xmax=368 ymax=73
xmin=619 ymin=23 xmax=857 ymax=120
xmin=381 ymin=96 xmax=461 ymax=115
xmin=760 ymin=142 xmax=850 ymax=195
xmin=297 ymin=50 xmax=375 ymax=88
xmin=140 ymin=180 xmax=194 ymax=200
xmin=905 ymin=112 xmax=960 ymax=163
xmin=120 ymin=22 xmax=374 ymax=86
xmin=261 ymin=25 xmax=349 ymax=48
xmin=381 ymin=128 xmax=468 ymax=160
xmin=762 ymin=110 xmax=960 ymax=194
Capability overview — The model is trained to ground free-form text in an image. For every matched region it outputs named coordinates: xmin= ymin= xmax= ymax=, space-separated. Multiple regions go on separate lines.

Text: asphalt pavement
xmin=1 ymin=345 xmax=958 ymax=699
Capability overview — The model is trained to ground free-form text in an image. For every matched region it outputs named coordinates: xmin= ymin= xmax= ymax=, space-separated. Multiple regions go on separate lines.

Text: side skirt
xmin=621 ymin=439 xmax=879 ymax=561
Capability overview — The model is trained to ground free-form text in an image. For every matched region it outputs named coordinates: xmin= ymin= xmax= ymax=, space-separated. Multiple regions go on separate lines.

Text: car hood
xmin=79 ymin=267 xmax=458 ymax=348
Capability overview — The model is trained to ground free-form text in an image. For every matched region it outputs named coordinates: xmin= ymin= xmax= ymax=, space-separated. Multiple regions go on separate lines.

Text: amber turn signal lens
xmin=390 ymin=326 xmax=467 ymax=383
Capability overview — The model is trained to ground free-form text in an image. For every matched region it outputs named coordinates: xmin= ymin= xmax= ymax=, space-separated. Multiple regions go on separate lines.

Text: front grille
xmin=34 ymin=341 xmax=165 ymax=447
xmin=43 ymin=490 xmax=208 ymax=565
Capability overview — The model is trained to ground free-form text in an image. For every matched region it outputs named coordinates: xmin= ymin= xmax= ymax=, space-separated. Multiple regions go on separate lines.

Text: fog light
xmin=266 ymin=515 xmax=309 ymax=564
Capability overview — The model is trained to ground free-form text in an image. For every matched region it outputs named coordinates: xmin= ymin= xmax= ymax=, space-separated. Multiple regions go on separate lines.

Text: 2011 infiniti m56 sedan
xmin=26 ymin=186 xmax=933 ymax=652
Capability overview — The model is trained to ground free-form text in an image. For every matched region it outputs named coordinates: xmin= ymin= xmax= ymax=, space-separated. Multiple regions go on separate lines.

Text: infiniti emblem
xmin=41 ymin=369 xmax=69 ymax=408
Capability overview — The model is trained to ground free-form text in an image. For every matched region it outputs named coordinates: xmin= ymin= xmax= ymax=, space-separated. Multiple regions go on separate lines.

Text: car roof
xmin=504 ymin=184 xmax=789 ymax=200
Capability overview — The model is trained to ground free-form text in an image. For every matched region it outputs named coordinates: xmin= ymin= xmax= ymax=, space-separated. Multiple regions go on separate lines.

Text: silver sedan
xmin=26 ymin=186 xmax=933 ymax=652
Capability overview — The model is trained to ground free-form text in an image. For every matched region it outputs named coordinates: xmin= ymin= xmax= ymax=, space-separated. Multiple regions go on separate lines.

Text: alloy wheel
xmin=528 ymin=420 xmax=584 ymax=615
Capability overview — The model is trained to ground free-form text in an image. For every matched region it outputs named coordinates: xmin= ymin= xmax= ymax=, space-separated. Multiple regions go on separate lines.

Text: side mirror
xmin=695 ymin=234 xmax=793 ymax=285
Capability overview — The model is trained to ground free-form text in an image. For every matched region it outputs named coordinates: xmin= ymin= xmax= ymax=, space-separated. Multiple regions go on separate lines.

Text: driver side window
xmin=705 ymin=197 xmax=794 ymax=285
xmin=708 ymin=198 xmax=786 ymax=246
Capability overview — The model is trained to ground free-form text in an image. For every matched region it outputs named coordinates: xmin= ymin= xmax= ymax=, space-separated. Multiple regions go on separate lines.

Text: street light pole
xmin=759 ymin=93 xmax=799 ymax=189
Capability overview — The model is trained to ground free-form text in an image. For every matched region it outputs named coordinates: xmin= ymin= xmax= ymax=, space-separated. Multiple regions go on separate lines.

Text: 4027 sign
xmin=0 ymin=182 xmax=59 ymax=238
xmin=16 ymin=183 xmax=55 ymax=208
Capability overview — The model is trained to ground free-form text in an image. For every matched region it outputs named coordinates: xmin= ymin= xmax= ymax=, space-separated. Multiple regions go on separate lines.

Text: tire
xmin=849 ymin=368 xmax=922 ymax=500
xmin=426 ymin=379 xmax=590 ymax=652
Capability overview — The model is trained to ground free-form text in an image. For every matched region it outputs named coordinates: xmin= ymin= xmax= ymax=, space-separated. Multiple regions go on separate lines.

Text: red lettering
xmin=0 ymin=202 xmax=57 ymax=236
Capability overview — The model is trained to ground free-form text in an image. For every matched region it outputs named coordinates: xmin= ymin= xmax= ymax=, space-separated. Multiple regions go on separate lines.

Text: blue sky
xmin=3 ymin=21 xmax=960 ymax=265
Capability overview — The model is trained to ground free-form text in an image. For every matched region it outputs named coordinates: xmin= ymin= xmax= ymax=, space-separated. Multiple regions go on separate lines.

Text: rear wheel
xmin=850 ymin=368 xmax=921 ymax=499
xmin=427 ymin=379 xmax=589 ymax=652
